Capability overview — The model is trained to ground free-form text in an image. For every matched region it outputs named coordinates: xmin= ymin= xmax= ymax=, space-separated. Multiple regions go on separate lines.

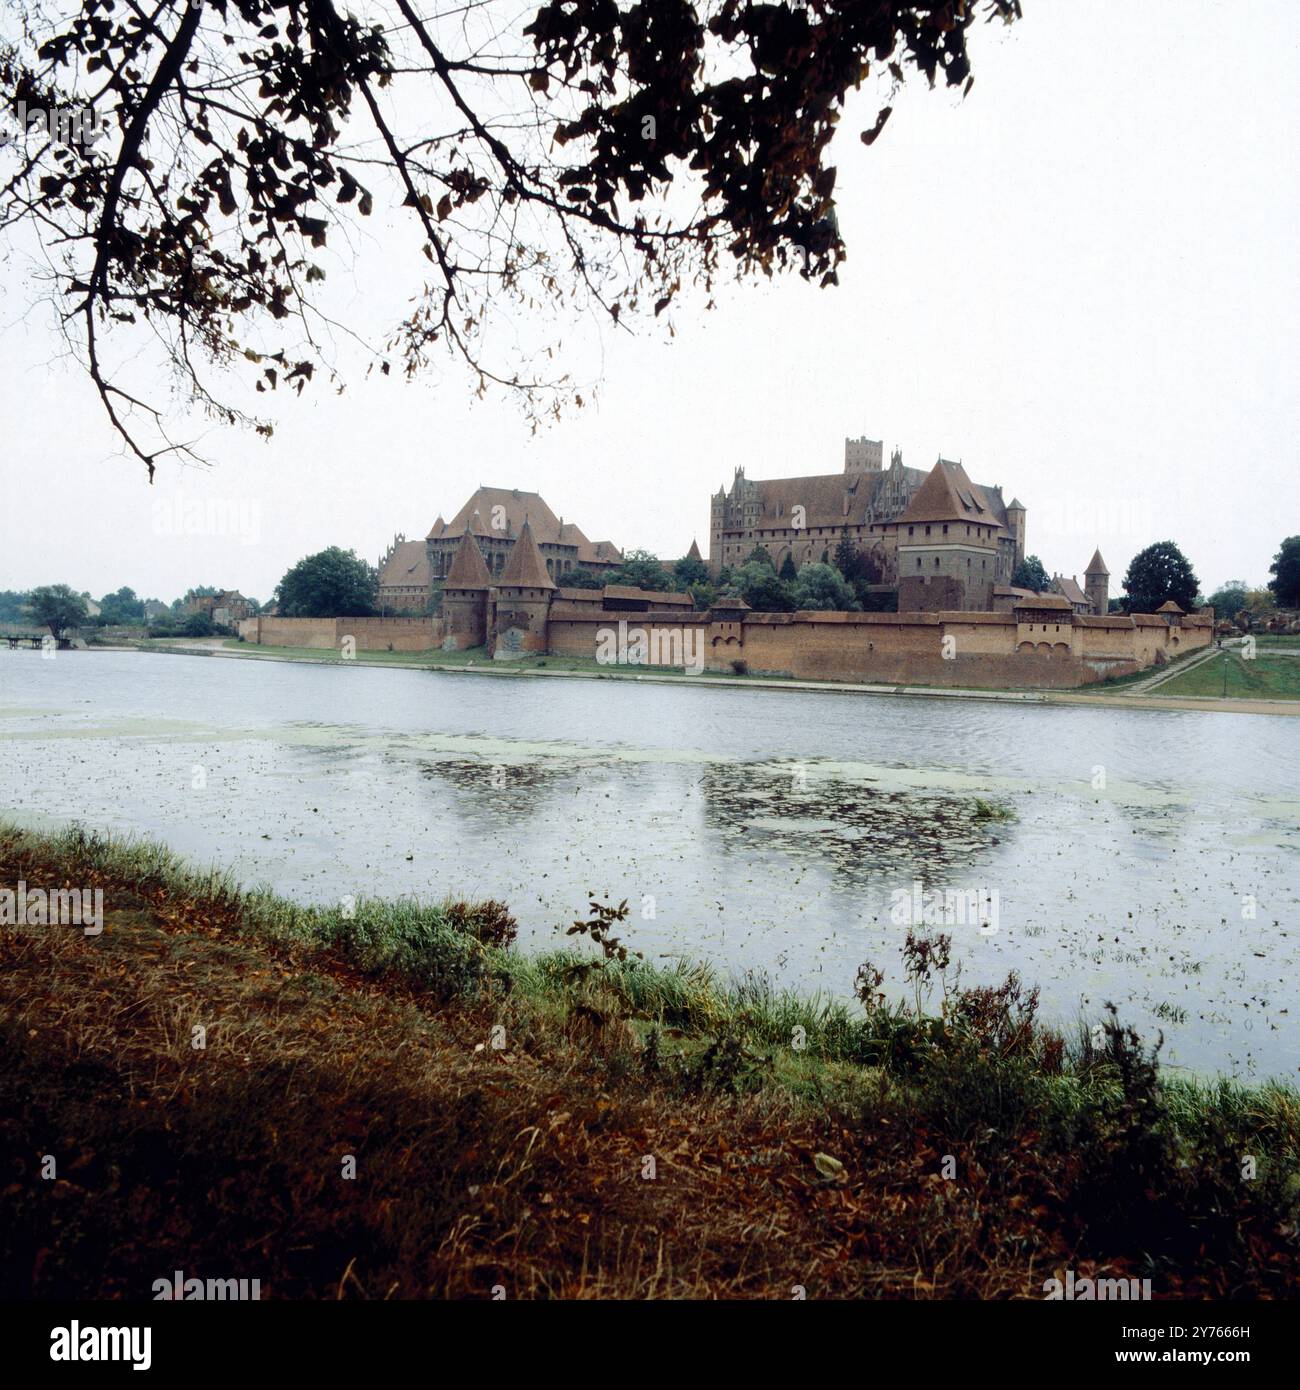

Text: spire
xmin=445 ymin=528 xmax=492 ymax=589
xmin=1085 ymin=548 xmax=1109 ymax=575
xmin=687 ymin=539 xmax=702 ymax=561
xmin=498 ymin=519 xmax=555 ymax=589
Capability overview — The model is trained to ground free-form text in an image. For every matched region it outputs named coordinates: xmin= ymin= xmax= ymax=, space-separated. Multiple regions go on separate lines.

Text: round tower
xmin=441 ymin=528 xmax=492 ymax=650
xmin=1085 ymin=548 xmax=1110 ymax=616
xmin=490 ymin=520 xmax=555 ymax=659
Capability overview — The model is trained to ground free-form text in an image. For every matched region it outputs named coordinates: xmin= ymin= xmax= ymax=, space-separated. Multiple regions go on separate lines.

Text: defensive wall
xmin=239 ymin=591 xmax=1214 ymax=689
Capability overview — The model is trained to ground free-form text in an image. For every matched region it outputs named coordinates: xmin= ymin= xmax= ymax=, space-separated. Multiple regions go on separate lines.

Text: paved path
xmin=1126 ymin=643 xmax=1222 ymax=694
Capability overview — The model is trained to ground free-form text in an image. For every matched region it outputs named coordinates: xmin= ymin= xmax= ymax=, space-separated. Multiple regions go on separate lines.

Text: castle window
xmin=934 ymin=557 xmax=940 ymax=568
xmin=925 ymin=525 xmax=931 ymax=536
xmin=908 ymin=526 xmax=914 ymax=537
xmin=916 ymin=558 xmax=922 ymax=570
xmin=942 ymin=524 xmax=948 ymax=535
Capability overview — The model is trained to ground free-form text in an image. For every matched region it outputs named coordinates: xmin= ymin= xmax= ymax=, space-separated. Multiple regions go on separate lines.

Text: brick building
xmin=709 ymin=439 xmax=1024 ymax=603
xmin=378 ymin=486 xmax=621 ymax=613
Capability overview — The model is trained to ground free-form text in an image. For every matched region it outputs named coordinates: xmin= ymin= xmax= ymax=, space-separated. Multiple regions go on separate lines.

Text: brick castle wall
xmin=240 ymin=616 xmax=443 ymax=652
xmin=239 ymin=599 xmax=1214 ymax=689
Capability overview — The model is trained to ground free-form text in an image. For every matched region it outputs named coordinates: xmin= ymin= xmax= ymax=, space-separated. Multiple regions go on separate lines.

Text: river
xmin=1 ymin=648 xmax=1296 ymax=1080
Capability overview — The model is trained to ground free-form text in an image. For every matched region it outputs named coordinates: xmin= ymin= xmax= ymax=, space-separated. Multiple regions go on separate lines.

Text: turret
xmin=491 ymin=520 xmax=554 ymax=659
xmin=1005 ymin=497 xmax=1027 ymax=565
xmin=441 ymin=528 xmax=492 ymax=650
xmin=1085 ymin=548 xmax=1109 ymax=616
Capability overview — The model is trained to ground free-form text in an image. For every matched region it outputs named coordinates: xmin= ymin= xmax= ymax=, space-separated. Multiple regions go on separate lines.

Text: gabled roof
xmin=1054 ymin=574 xmax=1088 ymax=607
xmin=1085 ymin=548 xmax=1110 ymax=575
xmin=498 ymin=520 xmax=555 ymax=589
xmin=895 ymin=460 xmax=1007 ymax=530
xmin=602 ymin=586 xmax=694 ymax=607
xmin=686 ymin=539 xmax=702 ymax=561
xmin=1156 ymin=600 xmax=1184 ymax=614
xmin=424 ymin=488 xmax=621 ymax=564
xmin=377 ymin=541 xmax=430 ymax=591
xmin=444 ymin=529 xmax=492 ymax=589
xmin=1014 ymin=592 xmax=1072 ymax=611
xmin=430 ymin=486 xmax=562 ymax=542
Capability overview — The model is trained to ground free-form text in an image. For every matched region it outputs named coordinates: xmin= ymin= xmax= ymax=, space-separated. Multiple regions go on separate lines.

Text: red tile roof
xmin=444 ymin=530 xmax=492 ymax=589
xmin=377 ymin=540 xmax=430 ymax=590
xmin=498 ymin=520 xmax=555 ymax=589
xmin=895 ymin=459 xmax=1009 ymax=531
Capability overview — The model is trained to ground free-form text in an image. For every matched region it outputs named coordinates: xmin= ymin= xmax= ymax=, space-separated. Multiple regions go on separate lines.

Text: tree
xmin=181 ymin=612 xmax=217 ymax=638
xmin=674 ymin=553 xmax=709 ymax=588
xmin=612 ymin=550 xmax=673 ymax=592
xmin=733 ymin=562 xmax=795 ymax=612
xmin=1122 ymin=541 xmax=1199 ymax=614
xmin=557 ymin=568 xmax=605 ymax=590
xmin=97 ymin=586 xmax=145 ymax=625
xmin=276 ymin=547 xmax=377 ymax=618
xmin=26 ymin=584 xmax=88 ymax=638
xmin=0 ymin=591 xmax=30 ymax=625
xmin=832 ymin=536 xmax=882 ymax=602
xmin=1268 ymin=536 xmax=1300 ymax=607
xmin=1011 ymin=555 xmax=1050 ymax=591
xmin=793 ymin=562 xmax=858 ymax=611
xmin=688 ymin=581 xmax=717 ymax=611
xmin=744 ymin=545 xmax=776 ymax=572
xmin=778 ymin=552 xmax=798 ymax=583
xmin=0 ymin=2 xmax=1017 ymax=477
xmin=1206 ymin=582 xmax=1249 ymax=621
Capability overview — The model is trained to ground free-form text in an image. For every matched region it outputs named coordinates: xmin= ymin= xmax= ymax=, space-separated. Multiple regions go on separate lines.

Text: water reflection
xmin=0 ymin=649 xmax=1297 ymax=1081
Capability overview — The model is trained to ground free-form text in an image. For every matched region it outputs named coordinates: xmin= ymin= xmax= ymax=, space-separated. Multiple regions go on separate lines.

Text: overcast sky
xmin=2 ymin=0 xmax=1297 ymax=603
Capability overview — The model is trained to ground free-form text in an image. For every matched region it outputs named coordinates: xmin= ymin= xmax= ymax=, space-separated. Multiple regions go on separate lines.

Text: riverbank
xmin=125 ymin=637 xmax=1300 ymax=717
xmin=2 ymin=820 xmax=1296 ymax=1299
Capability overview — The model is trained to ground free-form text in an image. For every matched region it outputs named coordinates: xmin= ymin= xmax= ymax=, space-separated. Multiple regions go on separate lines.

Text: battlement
xmin=844 ymin=436 xmax=884 ymax=473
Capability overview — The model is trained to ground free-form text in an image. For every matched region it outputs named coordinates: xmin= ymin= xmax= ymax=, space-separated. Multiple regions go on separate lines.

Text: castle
xmin=710 ymin=438 xmax=1027 ymax=611
xmin=376 ymin=486 xmax=621 ymax=614
xmin=236 ymin=434 xmax=1214 ymax=689
xmin=244 ymin=521 xmax=1210 ymax=688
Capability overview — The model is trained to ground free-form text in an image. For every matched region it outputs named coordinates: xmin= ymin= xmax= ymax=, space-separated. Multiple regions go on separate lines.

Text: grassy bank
xmin=1154 ymin=650 xmax=1300 ymax=700
xmin=3 ymin=820 xmax=1296 ymax=1299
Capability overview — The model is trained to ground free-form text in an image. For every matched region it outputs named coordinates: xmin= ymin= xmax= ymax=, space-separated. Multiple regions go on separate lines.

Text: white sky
xmin=2 ymin=0 xmax=1297 ymax=603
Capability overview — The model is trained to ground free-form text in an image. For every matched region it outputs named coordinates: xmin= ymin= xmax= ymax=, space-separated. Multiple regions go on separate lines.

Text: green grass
xmin=1154 ymin=650 xmax=1300 ymax=700
xmin=5 ymin=817 xmax=1299 ymax=1296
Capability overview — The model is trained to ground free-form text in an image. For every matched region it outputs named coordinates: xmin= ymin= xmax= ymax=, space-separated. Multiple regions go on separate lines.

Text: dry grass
xmin=2 ymin=824 xmax=1296 ymax=1300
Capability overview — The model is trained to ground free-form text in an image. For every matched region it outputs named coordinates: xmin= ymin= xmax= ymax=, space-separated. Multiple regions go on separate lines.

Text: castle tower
xmin=440 ymin=528 xmax=492 ymax=650
xmin=1006 ymin=497 xmax=1027 ymax=566
xmin=1085 ymin=548 xmax=1109 ymax=616
xmin=490 ymin=519 xmax=555 ymax=660
xmin=892 ymin=460 xmax=1001 ymax=612
xmin=844 ymin=436 xmax=884 ymax=474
